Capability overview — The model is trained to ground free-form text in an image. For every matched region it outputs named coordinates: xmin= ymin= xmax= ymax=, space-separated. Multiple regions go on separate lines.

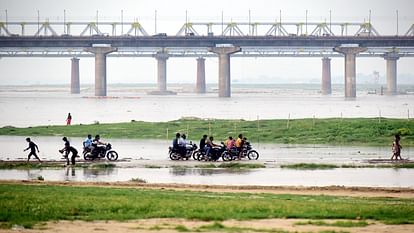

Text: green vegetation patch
xmin=0 ymin=184 xmax=413 ymax=228
xmin=149 ymin=222 xmax=302 ymax=233
xmin=281 ymin=163 xmax=339 ymax=170
xmin=1 ymin=118 xmax=413 ymax=146
xmin=295 ymin=220 xmax=369 ymax=227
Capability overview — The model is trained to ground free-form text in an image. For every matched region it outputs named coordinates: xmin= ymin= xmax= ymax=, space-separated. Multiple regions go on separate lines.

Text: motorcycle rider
xmin=199 ymin=135 xmax=208 ymax=154
xmin=206 ymin=136 xmax=220 ymax=161
xmin=172 ymin=133 xmax=186 ymax=157
xmin=235 ymin=134 xmax=244 ymax=159
xmin=225 ymin=136 xmax=235 ymax=150
xmin=83 ymin=134 xmax=93 ymax=152
xmin=92 ymin=134 xmax=107 ymax=159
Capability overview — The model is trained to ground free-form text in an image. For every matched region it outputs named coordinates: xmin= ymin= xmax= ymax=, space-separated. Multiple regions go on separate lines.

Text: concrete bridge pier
xmin=334 ymin=46 xmax=367 ymax=98
xmin=196 ymin=57 xmax=206 ymax=93
xmin=321 ymin=57 xmax=331 ymax=95
xmin=383 ymin=52 xmax=400 ymax=95
xmin=70 ymin=57 xmax=80 ymax=94
xmin=148 ymin=52 xmax=176 ymax=95
xmin=208 ymin=46 xmax=241 ymax=97
xmin=84 ymin=46 xmax=117 ymax=96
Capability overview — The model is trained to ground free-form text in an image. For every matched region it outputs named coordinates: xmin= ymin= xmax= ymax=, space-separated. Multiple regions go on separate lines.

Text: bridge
xmin=1 ymin=19 xmax=414 ymax=97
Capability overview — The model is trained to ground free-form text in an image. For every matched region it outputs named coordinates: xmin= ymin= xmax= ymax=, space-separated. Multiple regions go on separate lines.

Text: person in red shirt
xmin=66 ymin=113 xmax=72 ymax=125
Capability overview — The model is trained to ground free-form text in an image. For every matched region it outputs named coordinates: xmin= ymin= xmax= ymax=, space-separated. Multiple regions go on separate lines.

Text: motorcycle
xmin=221 ymin=141 xmax=260 ymax=161
xmin=83 ymin=143 xmax=118 ymax=161
xmin=169 ymin=143 xmax=198 ymax=160
xmin=197 ymin=143 xmax=226 ymax=161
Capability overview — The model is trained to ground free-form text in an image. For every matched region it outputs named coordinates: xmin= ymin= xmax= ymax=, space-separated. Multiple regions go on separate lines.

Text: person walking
xmin=59 ymin=137 xmax=78 ymax=165
xmin=24 ymin=137 xmax=41 ymax=163
xmin=391 ymin=134 xmax=403 ymax=160
xmin=66 ymin=113 xmax=72 ymax=125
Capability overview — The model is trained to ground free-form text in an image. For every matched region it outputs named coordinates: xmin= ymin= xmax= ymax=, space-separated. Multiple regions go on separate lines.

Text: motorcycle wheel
xmin=247 ymin=150 xmax=259 ymax=160
xmin=169 ymin=152 xmax=180 ymax=160
xmin=107 ymin=151 xmax=119 ymax=161
xmin=221 ymin=151 xmax=232 ymax=161
xmin=193 ymin=151 xmax=200 ymax=160
xmin=197 ymin=152 xmax=207 ymax=161
xmin=83 ymin=152 xmax=92 ymax=161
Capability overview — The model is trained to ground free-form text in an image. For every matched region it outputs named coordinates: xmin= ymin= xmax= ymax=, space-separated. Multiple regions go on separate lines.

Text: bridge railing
xmin=0 ymin=20 xmax=413 ymax=37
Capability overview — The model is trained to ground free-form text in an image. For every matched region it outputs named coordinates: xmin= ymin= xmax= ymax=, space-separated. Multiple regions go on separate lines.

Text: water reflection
xmin=170 ymin=167 xmax=252 ymax=176
xmin=83 ymin=167 xmax=115 ymax=178
xmin=1 ymin=167 xmax=413 ymax=187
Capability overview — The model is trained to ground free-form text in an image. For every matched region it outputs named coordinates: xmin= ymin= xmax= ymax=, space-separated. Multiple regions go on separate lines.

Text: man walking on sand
xmin=24 ymin=137 xmax=41 ymax=163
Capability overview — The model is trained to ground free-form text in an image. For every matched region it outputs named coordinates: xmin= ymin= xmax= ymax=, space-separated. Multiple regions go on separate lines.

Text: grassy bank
xmin=0 ymin=118 xmax=413 ymax=146
xmin=0 ymin=183 xmax=413 ymax=228
xmin=281 ymin=163 xmax=414 ymax=170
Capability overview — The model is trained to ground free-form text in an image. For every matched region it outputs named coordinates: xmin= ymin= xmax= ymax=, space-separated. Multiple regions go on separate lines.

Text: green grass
xmin=138 ymin=221 xmax=345 ymax=233
xmin=281 ymin=163 xmax=339 ymax=170
xmin=0 ymin=184 xmax=413 ymax=229
xmin=295 ymin=220 xmax=369 ymax=227
xmin=0 ymin=118 xmax=413 ymax=145
xmin=196 ymin=163 xmax=265 ymax=169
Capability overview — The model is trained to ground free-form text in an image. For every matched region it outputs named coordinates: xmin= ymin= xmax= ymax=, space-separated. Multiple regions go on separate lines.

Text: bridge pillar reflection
xmin=334 ymin=46 xmax=367 ymax=98
xmin=321 ymin=57 xmax=331 ymax=95
xmin=208 ymin=46 xmax=241 ymax=97
xmin=70 ymin=57 xmax=80 ymax=94
xmin=383 ymin=52 xmax=400 ymax=95
xmin=196 ymin=57 xmax=206 ymax=93
xmin=84 ymin=46 xmax=117 ymax=96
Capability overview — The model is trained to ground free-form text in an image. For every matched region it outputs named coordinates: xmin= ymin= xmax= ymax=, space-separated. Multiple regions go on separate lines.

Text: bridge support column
xmin=383 ymin=52 xmax=399 ymax=95
xmin=321 ymin=57 xmax=331 ymax=95
xmin=208 ymin=46 xmax=241 ymax=97
xmin=84 ymin=46 xmax=117 ymax=96
xmin=334 ymin=46 xmax=367 ymax=98
xmin=148 ymin=52 xmax=176 ymax=95
xmin=70 ymin=57 xmax=80 ymax=94
xmin=156 ymin=52 xmax=168 ymax=92
xmin=196 ymin=57 xmax=206 ymax=93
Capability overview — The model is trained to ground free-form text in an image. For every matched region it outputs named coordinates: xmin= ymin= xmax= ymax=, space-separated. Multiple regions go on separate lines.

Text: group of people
xmin=24 ymin=134 xmax=109 ymax=166
xmin=171 ymin=132 xmax=249 ymax=160
xmin=172 ymin=133 xmax=191 ymax=156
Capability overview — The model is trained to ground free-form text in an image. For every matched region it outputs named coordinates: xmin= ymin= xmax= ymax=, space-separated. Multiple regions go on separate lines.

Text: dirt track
xmin=1 ymin=218 xmax=414 ymax=233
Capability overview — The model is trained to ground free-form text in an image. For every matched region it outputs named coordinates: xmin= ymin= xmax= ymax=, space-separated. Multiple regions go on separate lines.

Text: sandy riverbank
xmin=2 ymin=218 xmax=414 ymax=233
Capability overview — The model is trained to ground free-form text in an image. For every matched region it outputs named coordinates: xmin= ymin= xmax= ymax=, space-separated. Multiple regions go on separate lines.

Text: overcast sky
xmin=0 ymin=0 xmax=413 ymax=85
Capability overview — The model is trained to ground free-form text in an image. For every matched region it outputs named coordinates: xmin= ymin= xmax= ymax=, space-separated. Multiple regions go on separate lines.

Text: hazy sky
xmin=0 ymin=0 xmax=413 ymax=85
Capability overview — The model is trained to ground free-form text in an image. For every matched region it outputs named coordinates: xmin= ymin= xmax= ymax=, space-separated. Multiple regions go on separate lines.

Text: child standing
xmin=391 ymin=134 xmax=402 ymax=160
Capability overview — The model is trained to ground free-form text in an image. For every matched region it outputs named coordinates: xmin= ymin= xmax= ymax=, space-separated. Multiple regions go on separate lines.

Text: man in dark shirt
xmin=199 ymin=135 xmax=207 ymax=152
xmin=24 ymin=137 xmax=41 ymax=163
xmin=60 ymin=137 xmax=78 ymax=165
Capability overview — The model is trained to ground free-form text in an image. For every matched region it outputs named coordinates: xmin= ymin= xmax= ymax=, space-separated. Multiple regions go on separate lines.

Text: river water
xmin=0 ymin=84 xmax=413 ymax=127
xmin=0 ymin=84 xmax=413 ymax=187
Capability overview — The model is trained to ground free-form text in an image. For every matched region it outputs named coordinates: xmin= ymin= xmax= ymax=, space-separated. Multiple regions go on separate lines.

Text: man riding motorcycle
xmin=92 ymin=134 xmax=107 ymax=159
